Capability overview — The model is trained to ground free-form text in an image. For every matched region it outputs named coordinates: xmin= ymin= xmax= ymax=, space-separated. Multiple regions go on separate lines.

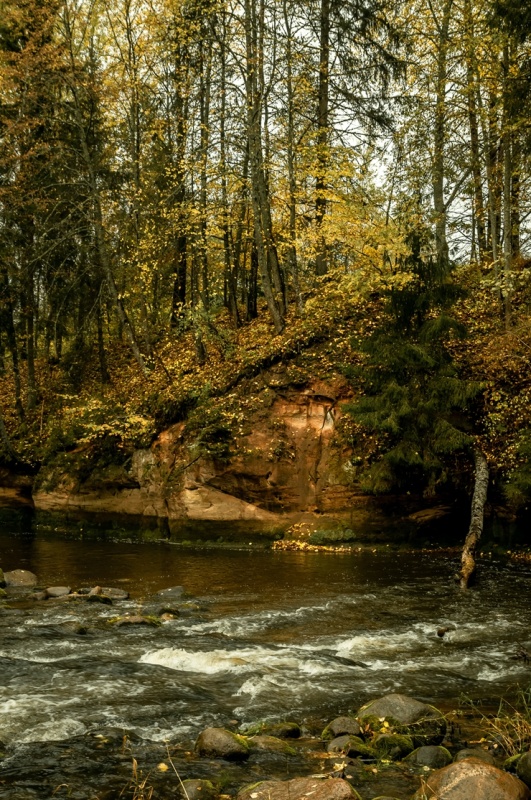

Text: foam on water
xmin=16 ymin=718 xmax=87 ymax=744
xmin=139 ymin=645 xmax=338 ymax=676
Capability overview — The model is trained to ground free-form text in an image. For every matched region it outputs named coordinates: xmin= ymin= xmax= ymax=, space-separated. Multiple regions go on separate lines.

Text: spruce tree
xmin=345 ymin=221 xmax=479 ymax=498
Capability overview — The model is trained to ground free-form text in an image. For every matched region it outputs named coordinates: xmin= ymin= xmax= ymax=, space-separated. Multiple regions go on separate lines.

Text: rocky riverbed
xmin=2 ymin=564 xmax=531 ymax=799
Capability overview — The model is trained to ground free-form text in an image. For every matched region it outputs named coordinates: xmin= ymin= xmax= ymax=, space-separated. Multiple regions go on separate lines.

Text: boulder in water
xmin=405 ymin=745 xmax=452 ymax=769
xmin=327 ymin=735 xmax=376 ymax=760
xmin=248 ymin=735 xmax=297 ymax=755
xmin=46 ymin=586 xmax=71 ymax=598
xmin=266 ymin=721 xmax=301 ymax=739
xmin=357 ymin=693 xmax=446 ymax=745
xmin=413 ymin=757 xmax=531 ymax=799
xmin=322 ymin=716 xmax=362 ymax=740
xmin=195 ymin=728 xmax=250 ymax=761
xmin=100 ymin=587 xmax=129 ymax=600
xmin=4 ymin=569 xmax=37 ymax=587
xmin=237 ymin=777 xmax=360 ymax=800
xmin=111 ymin=615 xmax=160 ymax=627
xmin=155 ymin=586 xmax=185 ymax=600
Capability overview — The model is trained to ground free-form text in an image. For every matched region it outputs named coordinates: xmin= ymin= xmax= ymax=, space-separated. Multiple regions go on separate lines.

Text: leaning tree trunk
xmin=460 ymin=449 xmax=489 ymax=589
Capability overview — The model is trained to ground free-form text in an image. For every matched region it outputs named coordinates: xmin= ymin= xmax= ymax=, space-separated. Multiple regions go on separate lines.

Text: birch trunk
xmin=460 ymin=450 xmax=489 ymax=590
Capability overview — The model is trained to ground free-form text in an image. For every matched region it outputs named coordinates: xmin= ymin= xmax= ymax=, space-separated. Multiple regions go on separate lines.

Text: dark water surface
xmin=1 ymin=516 xmax=531 ymax=796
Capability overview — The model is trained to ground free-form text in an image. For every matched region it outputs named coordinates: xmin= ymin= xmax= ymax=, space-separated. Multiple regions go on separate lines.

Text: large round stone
xmin=4 ymin=569 xmax=37 ymax=587
xmin=237 ymin=777 xmax=360 ymax=800
xmin=413 ymin=757 xmax=531 ymax=800
xmin=195 ymin=728 xmax=250 ymax=761
xmin=357 ymin=693 xmax=446 ymax=745
xmin=322 ymin=716 xmax=362 ymax=739
xmin=405 ymin=745 xmax=452 ymax=769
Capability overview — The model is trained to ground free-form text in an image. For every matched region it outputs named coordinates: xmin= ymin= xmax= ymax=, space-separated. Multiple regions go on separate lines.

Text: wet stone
xmin=155 ymin=586 xmax=185 ymax=600
xmin=327 ymin=735 xmax=376 ymax=760
xmin=29 ymin=590 xmax=47 ymax=601
xmin=237 ymin=777 xmax=360 ymax=800
xmin=45 ymin=586 xmax=71 ymax=598
xmin=248 ymin=735 xmax=297 ymax=755
xmin=195 ymin=728 xmax=250 ymax=761
xmin=322 ymin=716 xmax=362 ymax=740
xmin=111 ymin=615 xmax=160 ymax=627
xmin=405 ymin=745 xmax=452 ymax=769
xmin=100 ymin=587 xmax=129 ymax=600
xmin=86 ymin=593 xmax=112 ymax=605
xmin=3 ymin=569 xmax=37 ymax=587
xmin=266 ymin=721 xmax=301 ymax=739
xmin=414 ymin=758 xmax=531 ymax=800
xmin=455 ymin=747 xmax=495 ymax=765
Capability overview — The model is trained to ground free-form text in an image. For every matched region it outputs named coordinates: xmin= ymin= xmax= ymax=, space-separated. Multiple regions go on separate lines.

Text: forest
xmin=1 ymin=0 xmax=531 ymax=523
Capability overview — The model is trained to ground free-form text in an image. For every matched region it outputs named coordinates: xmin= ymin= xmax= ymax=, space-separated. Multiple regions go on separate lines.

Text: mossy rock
xmin=405 ymin=745 xmax=452 ymax=769
xmin=358 ymin=694 xmax=446 ymax=746
xmin=372 ymin=733 xmax=414 ymax=761
xmin=248 ymin=735 xmax=297 ymax=755
xmin=267 ymin=721 xmax=301 ymax=739
xmin=195 ymin=727 xmax=250 ymax=761
xmin=327 ymin=735 xmax=376 ymax=761
xmin=246 ymin=720 xmax=301 ymax=739
xmin=0 ymin=568 xmax=5 ymax=588
xmin=0 ymin=588 xmax=7 ymax=599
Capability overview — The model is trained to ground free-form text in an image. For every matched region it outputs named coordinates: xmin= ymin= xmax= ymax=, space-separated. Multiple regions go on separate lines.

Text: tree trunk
xmin=283 ymin=0 xmax=302 ymax=310
xmin=432 ymin=0 xmax=454 ymax=268
xmin=244 ymin=0 xmax=285 ymax=333
xmin=315 ymin=0 xmax=330 ymax=277
xmin=0 ymin=264 xmax=25 ymax=422
xmin=63 ymin=6 xmax=148 ymax=377
xmin=502 ymin=42 xmax=512 ymax=328
xmin=464 ymin=0 xmax=487 ymax=262
xmin=460 ymin=449 xmax=489 ymax=590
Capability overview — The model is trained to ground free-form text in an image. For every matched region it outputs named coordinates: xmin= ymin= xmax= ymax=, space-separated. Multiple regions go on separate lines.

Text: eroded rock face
xmin=31 ymin=379 xmax=366 ymax=524
xmin=236 ymin=777 xmax=360 ymax=800
xmin=414 ymin=758 xmax=531 ymax=800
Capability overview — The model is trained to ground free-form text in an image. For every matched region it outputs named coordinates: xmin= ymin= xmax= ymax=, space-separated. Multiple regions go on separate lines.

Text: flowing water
xmin=1 ymin=515 xmax=531 ymax=797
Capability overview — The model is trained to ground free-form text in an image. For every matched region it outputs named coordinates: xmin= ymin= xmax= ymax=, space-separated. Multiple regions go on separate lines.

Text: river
xmin=1 ymin=513 xmax=530 ymax=798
